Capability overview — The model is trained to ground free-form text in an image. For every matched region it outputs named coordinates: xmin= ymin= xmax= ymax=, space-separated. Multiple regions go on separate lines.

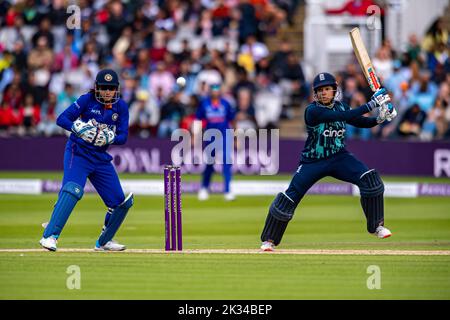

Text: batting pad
xmin=260 ymin=193 xmax=296 ymax=245
xmin=97 ymin=193 xmax=134 ymax=246
xmin=359 ymin=170 xmax=385 ymax=233
xmin=43 ymin=182 xmax=84 ymax=238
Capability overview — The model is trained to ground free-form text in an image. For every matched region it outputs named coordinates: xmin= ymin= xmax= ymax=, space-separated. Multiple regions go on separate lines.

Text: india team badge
xmin=105 ymin=74 xmax=113 ymax=82
xmin=112 ymin=113 xmax=118 ymax=121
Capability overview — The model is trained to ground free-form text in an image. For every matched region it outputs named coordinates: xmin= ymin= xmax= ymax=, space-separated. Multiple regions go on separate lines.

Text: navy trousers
xmin=285 ymin=151 xmax=369 ymax=205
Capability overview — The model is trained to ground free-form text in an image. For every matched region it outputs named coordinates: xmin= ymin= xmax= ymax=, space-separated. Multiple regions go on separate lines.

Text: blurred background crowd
xmin=0 ymin=0 xmax=449 ymax=141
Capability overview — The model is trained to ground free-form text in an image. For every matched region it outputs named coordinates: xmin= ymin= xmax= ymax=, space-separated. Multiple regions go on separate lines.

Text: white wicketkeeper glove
xmin=72 ymin=119 xmax=98 ymax=143
xmin=94 ymin=128 xmax=116 ymax=147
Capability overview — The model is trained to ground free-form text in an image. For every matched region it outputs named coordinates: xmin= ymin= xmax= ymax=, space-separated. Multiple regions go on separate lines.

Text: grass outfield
xmin=0 ymin=192 xmax=449 ymax=299
xmin=1 ymin=170 xmax=450 ymax=183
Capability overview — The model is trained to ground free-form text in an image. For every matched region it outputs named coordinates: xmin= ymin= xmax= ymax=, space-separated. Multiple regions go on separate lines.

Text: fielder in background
xmin=260 ymin=72 xmax=397 ymax=251
xmin=194 ymin=83 xmax=237 ymax=201
xmin=40 ymin=69 xmax=133 ymax=252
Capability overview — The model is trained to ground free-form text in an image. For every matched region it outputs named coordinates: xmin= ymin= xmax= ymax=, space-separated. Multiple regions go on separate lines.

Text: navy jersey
xmin=301 ymin=101 xmax=377 ymax=163
xmin=196 ymin=97 xmax=236 ymax=131
xmin=57 ymin=92 xmax=129 ymax=162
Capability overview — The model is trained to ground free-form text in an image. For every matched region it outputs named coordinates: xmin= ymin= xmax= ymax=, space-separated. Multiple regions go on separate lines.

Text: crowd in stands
xmin=0 ymin=0 xmax=448 ymax=141
xmin=326 ymin=1 xmax=450 ymax=141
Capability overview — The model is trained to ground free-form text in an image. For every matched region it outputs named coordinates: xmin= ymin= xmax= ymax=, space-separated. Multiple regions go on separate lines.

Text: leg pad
xmin=359 ymin=170 xmax=384 ymax=233
xmin=260 ymin=193 xmax=296 ymax=245
xmin=97 ymin=193 xmax=134 ymax=246
xmin=43 ymin=182 xmax=84 ymax=238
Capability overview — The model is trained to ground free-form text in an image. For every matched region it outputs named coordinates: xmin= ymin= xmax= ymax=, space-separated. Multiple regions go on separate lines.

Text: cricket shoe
xmin=260 ymin=241 xmax=275 ymax=252
xmin=224 ymin=192 xmax=236 ymax=201
xmin=94 ymin=239 xmax=126 ymax=251
xmin=372 ymin=226 xmax=392 ymax=239
xmin=198 ymin=188 xmax=209 ymax=201
xmin=40 ymin=236 xmax=58 ymax=251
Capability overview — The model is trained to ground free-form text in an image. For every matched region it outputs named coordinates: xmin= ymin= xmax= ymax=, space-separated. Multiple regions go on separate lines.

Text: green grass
xmin=0 ymin=193 xmax=449 ymax=299
xmin=1 ymin=170 xmax=450 ymax=183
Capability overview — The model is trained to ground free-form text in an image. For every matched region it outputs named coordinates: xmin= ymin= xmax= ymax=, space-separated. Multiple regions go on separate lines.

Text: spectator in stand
xmin=236 ymin=0 xmax=259 ymax=44
xmin=269 ymin=38 xmax=292 ymax=81
xmin=37 ymin=92 xmax=62 ymax=137
xmin=406 ymin=34 xmax=424 ymax=65
xmin=31 ymin=16 xmax=55 ymax=49
xmin=278 ymin=52 xmax=306 ymax=119
xmin=250 ymin=0 xmax=286 ymax=34
xmin=372 ymin=46 xmax=394 ymax=83
xmin=232 ymin=66 xmax=256 ymax=102
xmin=346 ymin=91 xmax=372 ymax=140
xmin=149 ymin=31 xmax=168 ymax=64
xmin=53 ymin=43 xmax=79 ymax=73
xmin=239 ymin=34 xmax=269 ymax=64
xmin=18 ymin=93 xmax=40 ymax=136
xmin=422 ymin=18 xmax=448 ymax=55
xmin=342 ymin=77 xmax=359 ymax=106
xmin=235 ymin=87 xmax=257 ymax=129
xmin=397 ymin=104 xmax=427 ymax=138
xmin=2 ymin=82 xmax=23 ymax=111
xmin=421 ymin=96 xmax=449 ymax=140
xmin=106 ymin=0 xmax=129 ymax=50
xmin=129 ymin=90 xmax=159 ymax=138
xmin=11 ymin=40 xmax=28 ymax=73
xmin=408 ymin=74 xmax=438 ymax=113
xmin=56 ymin=83 xmax=77 ymax=117
xmin=27 ymin=36 xmax=53 ymax=70
xmin=254 ymin=73 xmax=282 ymax=129
xmin=158 ymin=91 xmax=186 ymax=138
xmin=212 ymin=0 xmax=232 ymax=36
xmin=0 ymin=100 xmax=17 ymax=135
xmin=149 ymin=61 xmax=175 ymax=101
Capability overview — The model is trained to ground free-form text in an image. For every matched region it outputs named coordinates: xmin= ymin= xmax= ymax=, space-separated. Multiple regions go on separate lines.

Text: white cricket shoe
xmin=94 ymin=240 xmax=126 ymax=251
xmin=224 ymin=192 xmax=236 ymax=201
xmin=260 ymin=241 xmax=275 ymax=252
xmin=372 ymin=226 xmax=392 ymax=239
xmin=198 ymin=188 xmax=209 ymax=201
xmin=40 ymin=236 xmax=58 ymax=251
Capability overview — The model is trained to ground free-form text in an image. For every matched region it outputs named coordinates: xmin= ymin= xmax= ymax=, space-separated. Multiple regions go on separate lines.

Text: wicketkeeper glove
xmin=94 ymin=128 xmax=116 ymax=147
xmin=71 ymin=119 xmax=98 ymax=143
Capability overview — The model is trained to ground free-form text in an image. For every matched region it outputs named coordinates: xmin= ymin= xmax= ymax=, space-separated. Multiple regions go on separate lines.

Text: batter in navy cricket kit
xmin=40 ymin=69 xmax=133 ymax=252
xmin=260 ymin=72 xmax=398 ymax=251
xmin=196 ymin=83 xmax=237 ymax=201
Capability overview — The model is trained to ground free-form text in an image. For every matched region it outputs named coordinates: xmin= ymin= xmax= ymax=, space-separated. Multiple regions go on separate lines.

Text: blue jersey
xmin=56 ymin=92 xmax=129 ymax=162
xmin=196 ymin=97 xmax=236 ymax=131
xmin=301 ymin=100 xmax=377 ymax=163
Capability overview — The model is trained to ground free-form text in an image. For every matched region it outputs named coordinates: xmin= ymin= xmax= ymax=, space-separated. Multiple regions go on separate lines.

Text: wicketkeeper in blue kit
xmin=40 ymin=69 xmax=133 ymax=252
xmin=260 ymin=72 xmax=398 ymax=251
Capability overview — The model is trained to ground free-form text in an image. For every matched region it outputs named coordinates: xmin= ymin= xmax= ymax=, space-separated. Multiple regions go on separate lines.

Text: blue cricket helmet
xmin=312 ymin=72 xmax=337 ymax=92
xmin=94 ymin=69 xmax=120 ymax=104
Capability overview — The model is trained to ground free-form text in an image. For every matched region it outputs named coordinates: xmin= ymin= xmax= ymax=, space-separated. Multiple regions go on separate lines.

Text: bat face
xmin=350 ymin=27 xmax=381 ymax=93
xmin=367 ymin=66 xmax=381 ymax=91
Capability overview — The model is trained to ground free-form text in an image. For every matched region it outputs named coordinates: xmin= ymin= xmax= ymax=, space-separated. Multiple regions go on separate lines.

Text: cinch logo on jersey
xmin=323 ymin=128 xmax=346 ymax=137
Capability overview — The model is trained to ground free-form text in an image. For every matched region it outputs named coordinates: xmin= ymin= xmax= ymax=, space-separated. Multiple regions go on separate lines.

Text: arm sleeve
xmin=305 ymin=103 xmax=372 ymax=126
xmin=347 ymin=116 xmax=378 ymax=128
xmin=56 ymin=95 xmax=87 ymax=131
xmin=112 ymin=102 xmax=129 ymax=145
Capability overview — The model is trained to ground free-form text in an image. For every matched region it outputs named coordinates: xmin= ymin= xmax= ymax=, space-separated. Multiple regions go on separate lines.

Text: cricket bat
xmin=349 ymin=27 xmax=396 ymax=120
xmin=349 ymin=27 xmax=382 ymax=92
